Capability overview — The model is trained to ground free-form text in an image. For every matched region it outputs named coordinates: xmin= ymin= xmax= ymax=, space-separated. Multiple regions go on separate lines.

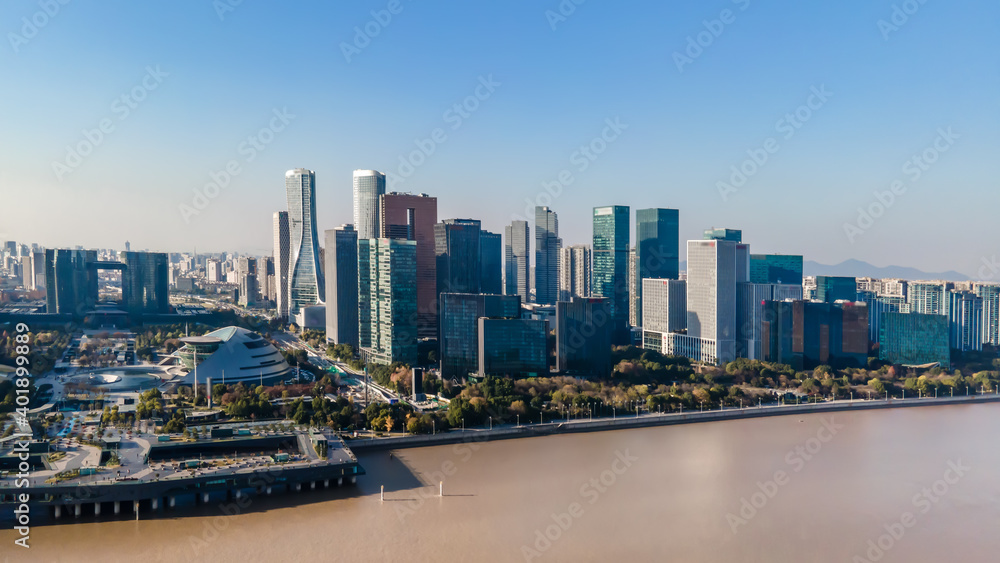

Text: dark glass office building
xmin=556 ymin=297 xmax=612 ymax=376
xmin=635 ymin=208 xmax=679 ymax=327
xmin=749 ymin=254 xmax=803 ymax=285
xmin=439 ymin=293 xmax=520 ymax=379
xmin=120 ymin=251 xmax=170 ymax=317
xmin=477 ymin=318 xmax=548 ymax=377
xmin=324 ymin=225 xmax=359 ymax=348
xmin=878 ymin=312 xmax=950 ymax=367
xmin=435 ymin=219 xmax=481 ymax=296
xmin=762 ymin=300 xmax=868 ymax=369
xmin=592 ymin=206 xmax=630 ymax=344
xmin=480 ymin=230 xmax=503 ymax=296
xmin=816 ymin=276 xmax=857 ymax=303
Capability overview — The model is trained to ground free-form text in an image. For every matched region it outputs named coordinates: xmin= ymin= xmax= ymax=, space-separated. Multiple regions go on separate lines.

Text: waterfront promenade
xmin=349 ymin=393 xmax=1000 ymax=452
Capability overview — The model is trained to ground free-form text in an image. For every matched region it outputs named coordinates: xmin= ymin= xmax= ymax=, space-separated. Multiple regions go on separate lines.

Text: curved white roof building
xmin=176 ymin=327 xmax=292 ymax=385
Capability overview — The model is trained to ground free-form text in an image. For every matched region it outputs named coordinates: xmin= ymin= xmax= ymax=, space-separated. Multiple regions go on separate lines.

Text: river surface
xmin=6 ymin=403 xmax=1000 ymax=562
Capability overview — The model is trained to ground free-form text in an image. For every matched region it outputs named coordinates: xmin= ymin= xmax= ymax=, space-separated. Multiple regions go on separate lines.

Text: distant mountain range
xmin=677 ymin=259 xmax=971 ymax=282
xmin=803 ymin=260 xmax=970 ymax=282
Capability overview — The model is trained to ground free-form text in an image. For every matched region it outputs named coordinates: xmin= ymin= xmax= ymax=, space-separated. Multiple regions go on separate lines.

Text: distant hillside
xmin=804 ymin=259 xmax=970 ymax=282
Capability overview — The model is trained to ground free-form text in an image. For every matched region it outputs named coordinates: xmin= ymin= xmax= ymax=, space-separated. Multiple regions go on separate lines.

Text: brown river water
xmin=4 ymin=403 xmax=1000 ymax=562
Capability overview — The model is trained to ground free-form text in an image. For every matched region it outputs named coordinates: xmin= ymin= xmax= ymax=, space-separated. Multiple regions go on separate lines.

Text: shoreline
xmin=349 ymin=393 xmax=1000 ymax=452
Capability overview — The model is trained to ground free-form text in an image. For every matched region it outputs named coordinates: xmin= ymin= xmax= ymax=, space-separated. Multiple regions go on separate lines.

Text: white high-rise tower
xmin=353 ymin=169 xmax=386 ymax=240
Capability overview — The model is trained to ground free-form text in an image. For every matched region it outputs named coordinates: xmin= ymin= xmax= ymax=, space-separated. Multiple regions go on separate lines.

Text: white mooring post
xmin=380 ymin=485 xmax=384 ymax=502
xmin=439 ymin=481 xmax=443 ymax=497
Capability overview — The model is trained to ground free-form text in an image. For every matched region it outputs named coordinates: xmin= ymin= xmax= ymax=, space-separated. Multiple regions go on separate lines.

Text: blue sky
xmin=1 ymin=0 xmax=997 ymax=275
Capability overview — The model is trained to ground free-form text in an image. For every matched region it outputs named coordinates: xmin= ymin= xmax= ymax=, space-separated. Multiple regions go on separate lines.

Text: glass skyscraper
xmin=325 ymin=225 xmax=359 ymax=348
xmin=353 ymin=169 xmax=386 ymax=240
xmin=285 ymin=169 xmax=324 ymax=316
xmin=592 ymin=205 xmax=630 ymax=344
xmin=534 ymin=206 xmax=560 ymax=305
xmin=439 ymin=293 xmax=520 ymax=379
xmin=749 ymin=254 xmax=803 ymax=285
xmin=272 ymin=211 xmax=290 ymax=319
xmin=879 ymin=312 xmax=950 ymax=367
xmin=480 ymin=230 xmax=503 ymax=295
xmin=815 ymin=276 xmax=857 ymax=304
xmin=435 ymin=219 xmax=481 ymax=295
xmin=358 ymin=238 xmax=418 ymax=366
xmin=635 ymin=208 xmax=679 ymax=326
xmin=505 ymin=220 xmax=530 ymax=301
xmin=703 ymin=227 xmax=742 ymax=242
xmin=381 ymin=192 xmax=438 ymax=337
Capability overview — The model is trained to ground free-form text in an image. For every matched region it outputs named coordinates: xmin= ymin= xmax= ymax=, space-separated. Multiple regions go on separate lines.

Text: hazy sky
xmin=1 ymin=1 xmax=997 ymax=275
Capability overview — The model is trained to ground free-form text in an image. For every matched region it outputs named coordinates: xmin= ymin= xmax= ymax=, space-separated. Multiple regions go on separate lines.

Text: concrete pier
xmin=202 ymin=492 xmax=210 ymax=504
xmin=169 ymin=496 xmax=175 ymax=508
xmin=295 ymin=483 xmax=301 ymax=492
xmin=338 ymin=477 xmax=343 ymax=486
xmin=74 ymin=504 xmax=81 ymax=518
xmin=152 ymin=498 xmax=158 ymax=510
xmin=324 ymin=479 xmax=329 ymax=488
xmin=310 ymin=481 xmax=316 ymax=490
xmin=54 ymin=505 xmax=61 ymax=519
xmin=114 ymin=501 xmax=120 ymax=515
xmin=94 ymin=503 xmax=101 ymax=516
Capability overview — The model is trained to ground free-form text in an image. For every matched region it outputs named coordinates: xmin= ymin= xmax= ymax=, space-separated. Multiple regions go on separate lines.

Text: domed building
xmin=175 ymin=326 xmax=292 ymax=386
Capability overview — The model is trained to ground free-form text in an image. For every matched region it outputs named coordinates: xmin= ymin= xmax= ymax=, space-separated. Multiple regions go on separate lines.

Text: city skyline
xmin=1 ymin=1 xmax=997 ymax=276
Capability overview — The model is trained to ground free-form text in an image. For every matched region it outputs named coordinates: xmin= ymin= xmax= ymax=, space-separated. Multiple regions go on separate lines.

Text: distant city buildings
xmin=237 ymin=257 xmax=258 ymax=306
